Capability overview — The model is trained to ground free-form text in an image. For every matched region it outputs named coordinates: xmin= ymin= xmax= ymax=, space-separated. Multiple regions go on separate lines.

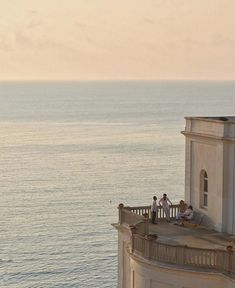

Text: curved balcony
xmin=115 ymin=204 xmax=235 ymax=277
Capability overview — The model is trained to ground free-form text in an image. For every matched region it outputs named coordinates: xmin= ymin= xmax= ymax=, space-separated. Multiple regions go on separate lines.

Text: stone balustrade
xmin=119 ymin=203 xmax=180 ymax=222
xmin=118 ymin=204 xmax=235 ymax=276
xmin=133 ymin=234 xmax=235 ymax=275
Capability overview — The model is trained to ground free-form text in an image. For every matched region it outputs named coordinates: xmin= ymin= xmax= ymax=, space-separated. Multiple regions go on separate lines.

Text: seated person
xmin=181 ymin=205 xmax=194 ymax=221
xmin=175 ymin=200 xmax=188 ymax=220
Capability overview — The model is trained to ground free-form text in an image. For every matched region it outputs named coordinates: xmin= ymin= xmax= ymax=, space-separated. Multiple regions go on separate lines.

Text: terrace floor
xmin=149 ymin=220 xmax=235 ymax=250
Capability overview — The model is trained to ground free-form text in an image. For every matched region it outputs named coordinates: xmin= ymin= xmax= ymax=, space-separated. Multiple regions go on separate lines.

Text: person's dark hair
xmin=153 ymin=196 xmax=157 ymax=200
xmin=163 ymin=193 xmax=167 ymax=197
xmin=189 ymin=205 xmax=193 ymax=210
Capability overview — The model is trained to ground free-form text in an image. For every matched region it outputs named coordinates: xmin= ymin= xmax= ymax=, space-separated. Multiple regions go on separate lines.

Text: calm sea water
xmin=0 ymin=81 xmax=235 ymax=287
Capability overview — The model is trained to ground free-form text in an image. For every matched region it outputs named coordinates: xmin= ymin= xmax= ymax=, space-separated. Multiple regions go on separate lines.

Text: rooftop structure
xmin=113 ymin=117 xmax=235 ymax=288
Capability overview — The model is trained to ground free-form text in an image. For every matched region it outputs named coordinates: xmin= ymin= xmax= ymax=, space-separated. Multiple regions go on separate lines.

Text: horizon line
xmin=1 ymin=79 xmax=235 ymax=83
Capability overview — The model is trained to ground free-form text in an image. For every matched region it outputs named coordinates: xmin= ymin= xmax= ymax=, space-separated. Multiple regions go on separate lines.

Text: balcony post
xmin=176 ymin=245 xmax=186 ymax=265
xmin=226 ymin=245 xmax=234 ymax=274
xmin=118 ymin=203 xmax=124 ymax=224
xmin=130 ymin=225 xmax=137 ymax=253
xmin=143 ymin=213 xmax=149 ymax=235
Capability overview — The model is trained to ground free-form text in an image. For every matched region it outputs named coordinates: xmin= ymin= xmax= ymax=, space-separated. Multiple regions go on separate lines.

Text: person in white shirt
xmin=158 ymin=193 xmax=172 ymax=222
xmin=151 ymin=196 xmax=158 ymax=224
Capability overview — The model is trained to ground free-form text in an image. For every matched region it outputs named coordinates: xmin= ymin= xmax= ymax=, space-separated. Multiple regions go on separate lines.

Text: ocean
xmin=0 ymin=81 xmax=235 ymax=287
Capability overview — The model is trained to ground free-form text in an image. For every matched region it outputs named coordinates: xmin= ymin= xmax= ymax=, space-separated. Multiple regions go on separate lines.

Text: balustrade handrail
xmin=120 ymin=203 xmax=181 ymax=221
xmin=118 ymin=204 xmax=235 ymax=276
xmin=132 ymin=234 xmax=235 ymax=275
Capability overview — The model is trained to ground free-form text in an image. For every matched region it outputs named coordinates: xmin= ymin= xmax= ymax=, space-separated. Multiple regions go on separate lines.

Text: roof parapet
xmin=182 ymin=116 xmax=235 ymax=139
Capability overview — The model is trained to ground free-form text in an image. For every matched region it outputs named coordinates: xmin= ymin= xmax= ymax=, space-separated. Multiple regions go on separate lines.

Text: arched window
xmin=200 ymin=170 xmax=208 ymax=208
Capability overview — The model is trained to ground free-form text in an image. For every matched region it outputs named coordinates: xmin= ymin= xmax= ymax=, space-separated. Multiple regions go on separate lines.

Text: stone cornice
xmin=181 ymin=131 xmax=235 ymax=143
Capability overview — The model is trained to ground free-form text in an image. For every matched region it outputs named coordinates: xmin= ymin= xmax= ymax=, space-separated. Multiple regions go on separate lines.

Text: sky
xmin=0 ymin=0 xmax=235 ymax=81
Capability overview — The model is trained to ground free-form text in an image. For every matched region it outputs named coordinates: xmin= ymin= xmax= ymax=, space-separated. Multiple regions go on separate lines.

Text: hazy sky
xmin=0 ymin=0 xmax=235 ymax=81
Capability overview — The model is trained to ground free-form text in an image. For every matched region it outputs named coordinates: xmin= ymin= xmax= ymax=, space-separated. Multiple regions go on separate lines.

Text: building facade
xmin=183 ymin=117 xmax=235 ymax=234
xmin=113 ymin=117 xmax=235 ymax=288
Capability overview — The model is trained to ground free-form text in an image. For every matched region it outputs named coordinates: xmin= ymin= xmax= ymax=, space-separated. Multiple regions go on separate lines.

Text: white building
xmin=183 ymin=116 xmax=235 ymax=235
xmin=113 ymin=117 xmax=235 ymax=288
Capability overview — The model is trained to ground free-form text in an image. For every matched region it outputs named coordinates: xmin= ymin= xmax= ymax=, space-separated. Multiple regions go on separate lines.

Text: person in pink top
xmin=175 ymin=200 xmax=188 ymax=220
